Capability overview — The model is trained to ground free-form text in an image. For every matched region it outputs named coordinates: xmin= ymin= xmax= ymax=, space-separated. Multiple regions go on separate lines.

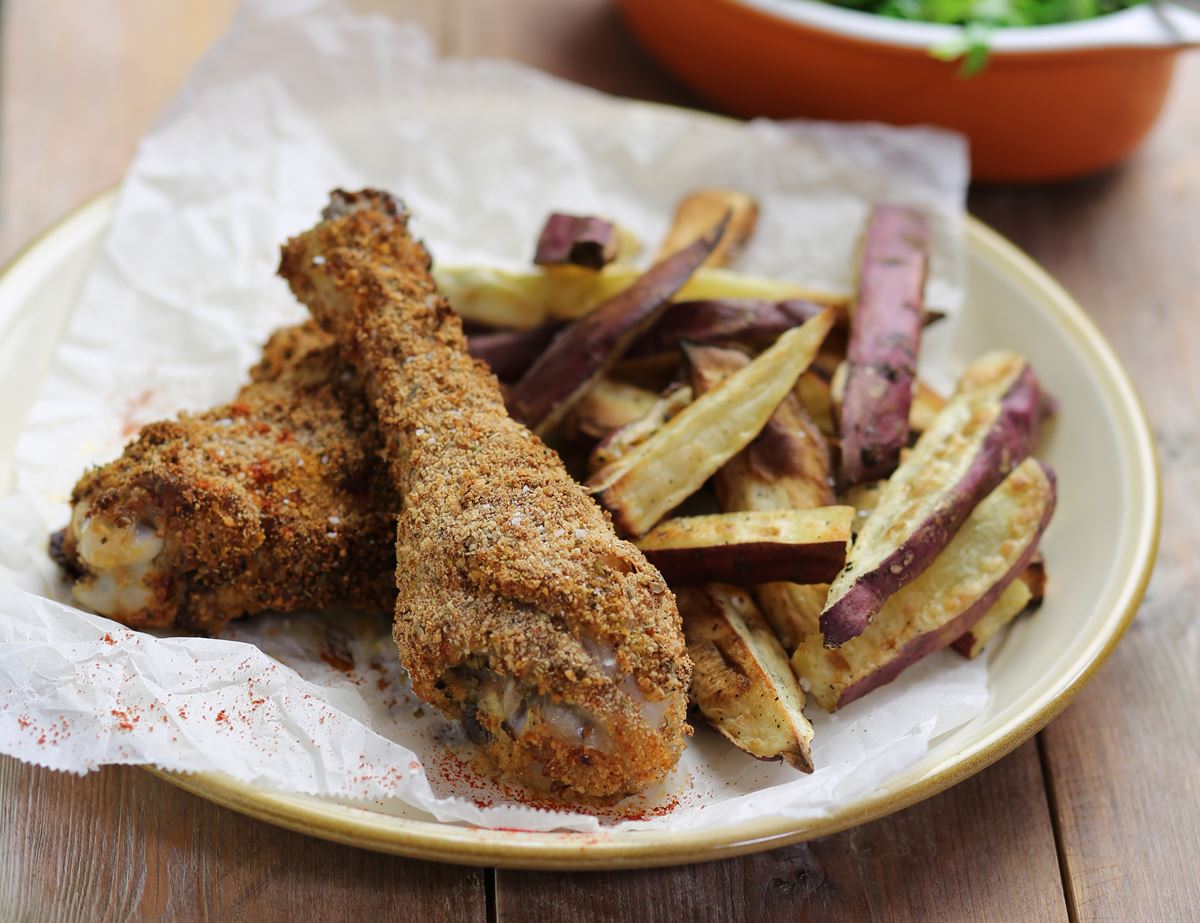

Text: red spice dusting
xmin=101 ymin=633 xmax=115 ymax=645
xmin=248 ymin=459 xmax=276 ymax=486
xmin=319 ymin=649 xmax=354 ymax=672
xmin=215 ymin=710 xmax=229 ymax=724
xmin=36 ymin=735 xmax=45 ymax=746
xmin=375 ymin=678 xmax=388 ymax=691
xmin=119 ymin=388 xmax=156 ymax=438
xmin=17 ymin=717 xmax=31 ymax=730
xmin=111 ymin=709 xmax=134 ymax=732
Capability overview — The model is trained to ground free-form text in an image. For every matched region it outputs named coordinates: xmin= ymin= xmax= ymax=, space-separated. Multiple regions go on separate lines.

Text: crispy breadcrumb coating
xmin=279 ymin=190 xmax=691 ymax=800
xmin=54 ymin=321 xmax=397 ymax=634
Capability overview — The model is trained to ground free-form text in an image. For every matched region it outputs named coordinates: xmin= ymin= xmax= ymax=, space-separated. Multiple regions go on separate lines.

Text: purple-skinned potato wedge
xmin=951 ymin=553 xmax=1047 ymax=658
xmin=636 ymin=508 xmax=852 ymax=587
xmin=839 ymin=205 xmax=931 ymax=486
xmin=625 ymin=298 xmax=830 ymax=362
xmin=508 ymin=215 xmax=727 ymax=435
xmin=820 ymin=351 xmax=1047 ymax=647
xmin=794 ymin=458 xmax=1056 ymax=710
xmin=533 ymin=213 xmax=623 ymax=270
xmin=466 ymin=322 xmax=564 ymax=382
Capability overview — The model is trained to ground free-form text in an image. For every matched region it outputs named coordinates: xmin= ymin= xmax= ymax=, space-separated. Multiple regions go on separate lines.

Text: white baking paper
xmin=0 ymin=0 xmax=976 ymax=833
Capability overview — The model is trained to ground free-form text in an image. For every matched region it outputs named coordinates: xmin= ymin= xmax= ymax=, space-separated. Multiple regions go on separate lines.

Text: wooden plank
xmin=450 ymin=0 xmax=693 ymax=104
xmin=0 ymin=760 xmax=486 ymax=921
xmin=498 ymin=741 xmax=1066 ymax=922
xmin=970 ymin=53 xmax=1200 ymax=922
xmin=0 ymin=0 xmax=240 ymax=261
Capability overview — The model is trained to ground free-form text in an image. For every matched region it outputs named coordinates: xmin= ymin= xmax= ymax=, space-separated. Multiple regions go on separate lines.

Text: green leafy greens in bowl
xmin=817 ymin=0 xmax=1147 ymax=71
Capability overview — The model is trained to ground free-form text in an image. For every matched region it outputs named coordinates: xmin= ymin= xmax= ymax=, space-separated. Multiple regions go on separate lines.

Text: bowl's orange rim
xmin=0 ymin=186 xmax=1161 ymax=870
xmin=704 ymin=0 xmax=1200 ymax=53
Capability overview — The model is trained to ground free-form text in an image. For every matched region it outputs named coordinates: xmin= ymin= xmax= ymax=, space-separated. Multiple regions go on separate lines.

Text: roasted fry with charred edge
xmin=821 ymin=351 xmax=1046 ymax=648
xmin=508 ymin=217 xmax=726 ymax=436
xmin=52 ymin=321 xmax=397 ymax=634
xmin=687 ymin=343 xmax=836 ymax=651
xmin=655 ymin=188 xmax=759 ymax=267
xmin=587 ymin=384 xmax=693 ymax=474
xmin=794 ymin=458 xmax=1056 ymax=710
xmin=279 ymin=190 xmax=690 ymax=801
xmin=589 ymin=310 xmax=836 ymax=538
xmin=679 ymin=584 xmax=814 ymax=772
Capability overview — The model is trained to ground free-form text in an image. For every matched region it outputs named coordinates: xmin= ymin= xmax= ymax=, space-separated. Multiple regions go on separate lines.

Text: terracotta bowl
xmin=618 ymin=0 xmax=1200 ymax=182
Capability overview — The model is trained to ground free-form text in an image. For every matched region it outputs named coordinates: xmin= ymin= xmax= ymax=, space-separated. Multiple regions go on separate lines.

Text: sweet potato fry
xmin=839 ymin=205 xmax=931 ymax=486
xmin=679 ymin=584 xmax=814 ymax=771
xmin=820 ymin=351 xmax=1047 ymax=647
xmin=466 ymin=322 xmax=564 ymax=382
xmin=909 ymin=380 xmax=948 ymax=439
xmin=508 ymin=217 xmax=727 ymax=435
xmin=794 ymin=458 xmax=1056 ymax=710
xmin=624 ymin=298 xmax=830 ymax=364
xmin=796 ymin=371 xmax=835 ymax=438
xmin=656 ymin=188 xmax=759 ymax=267
xmin=687 ymin=342 xmax=836 ymax=650
xmin=432 ymin=263 xmax=846 ymax=330
xmin=587 ymin=384 xmax=693 ymax=473
xmin=951 ymin=554 xmax=1046 ymax=658
xmin=565 ymin=377 xmax=663 ymax=441
xmin=588 ymin=309 xmax=837 ymax=537
xmin=636 ymin=508 xmax=852 ymax=587
xmin=533 ymin=213 xmax=624 ymax=269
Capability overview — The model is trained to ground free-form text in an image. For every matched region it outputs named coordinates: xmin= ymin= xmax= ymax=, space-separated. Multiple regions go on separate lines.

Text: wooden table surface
xmin=1 ymin=2 xmax=1196 ymax=920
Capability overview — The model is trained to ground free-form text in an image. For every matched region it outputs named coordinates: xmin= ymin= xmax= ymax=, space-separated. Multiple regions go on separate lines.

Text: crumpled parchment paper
xmin=0 ymin=0 xmax=977 ymax=833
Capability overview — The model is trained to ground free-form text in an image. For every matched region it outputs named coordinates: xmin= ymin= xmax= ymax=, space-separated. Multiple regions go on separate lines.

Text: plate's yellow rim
xmin=1 ymin=189 xmax=1160 ymax=871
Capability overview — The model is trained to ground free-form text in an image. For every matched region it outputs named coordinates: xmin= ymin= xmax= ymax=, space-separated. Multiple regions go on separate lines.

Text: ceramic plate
xmin=0 ymin=190 xmax=1158 ymax=869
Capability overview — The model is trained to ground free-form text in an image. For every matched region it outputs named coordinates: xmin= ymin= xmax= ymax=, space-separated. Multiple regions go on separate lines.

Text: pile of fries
xmin=447 ymin=190 xmax=1057 ymax=773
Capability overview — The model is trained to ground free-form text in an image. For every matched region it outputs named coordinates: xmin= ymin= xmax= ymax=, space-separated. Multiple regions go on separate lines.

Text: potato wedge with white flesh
xmin=951 ymin=554 xmax=1047 ymax=658
xmin=656 ymin=188 xmax=760 ymax=267
xmin=839 ymin=205 xmax=931 ymax=487
xmin=587 ymin=384 xmax=693 ymax=473
xmin=679 ymin=584 xmax=814 ymax=772
xmin=636 ymin=508 xmax=852 ymax=587
xmin=508 ymin=217 xmax=727 ymax=435
xmin=797 ymin=371 xmax=836 ymax=437
xmin=565 ymin=377 xmax=662 ymax=441
xmin=910 ymin=380 xmax=948 ymax=438
xmin=589 ymin=309 xmax=837 ymax=537
xmin=820 ymin=351 xmax=1047 ymax=647
xmin=794 ymin=458 xmax=1056 ymax=710
xmin=432 ymin=263 xmax=846 ymax=330
xmin=687 ymin=342 xmax=836 ymax=650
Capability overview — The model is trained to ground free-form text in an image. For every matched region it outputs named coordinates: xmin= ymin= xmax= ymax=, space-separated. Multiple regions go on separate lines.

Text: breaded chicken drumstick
xmin=279 ymin=190 xmax=691 ymax=800
xmin=53 ymin=321 xmax=397 ymax=634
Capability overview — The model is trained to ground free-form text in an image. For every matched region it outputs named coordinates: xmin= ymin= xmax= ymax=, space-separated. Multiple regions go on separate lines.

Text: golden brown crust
xmin=61 ymin=321 xmax=397 ymax=634
xmin=279 ymin=190 xmax=691 ymax=799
